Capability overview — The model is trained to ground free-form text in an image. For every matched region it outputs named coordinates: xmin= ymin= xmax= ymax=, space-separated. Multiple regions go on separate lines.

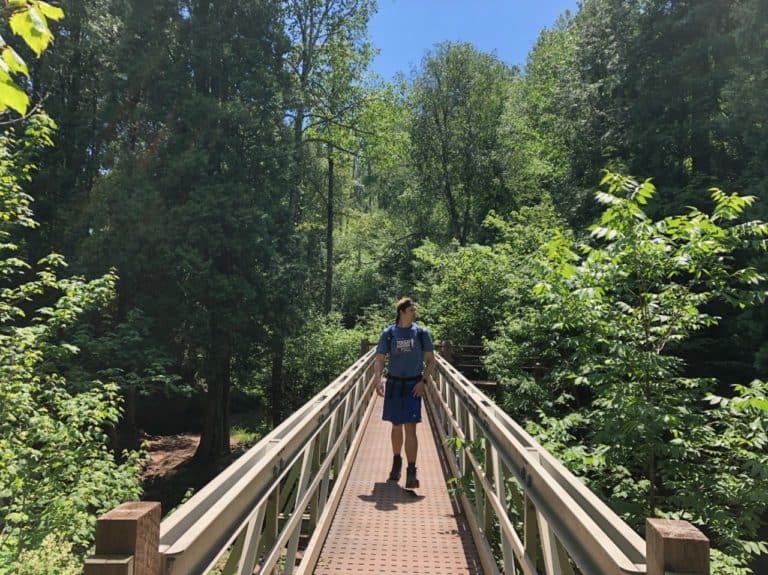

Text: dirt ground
xmin=141 ymin=433 xmax=201 ymax=481
xmin=139 ymin=433 xmax=206 ymax=513
xmin=139 ymin=433 xmax=252 ymax=514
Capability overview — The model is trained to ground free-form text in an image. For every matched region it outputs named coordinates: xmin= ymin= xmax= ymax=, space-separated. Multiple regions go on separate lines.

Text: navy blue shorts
xmin=382 ymin=376 xmax=422 ymax=424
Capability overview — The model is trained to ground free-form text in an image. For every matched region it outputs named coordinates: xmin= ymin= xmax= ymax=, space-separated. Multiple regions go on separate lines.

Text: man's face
xmin=402 ymin=304 xmax=416 ymax=322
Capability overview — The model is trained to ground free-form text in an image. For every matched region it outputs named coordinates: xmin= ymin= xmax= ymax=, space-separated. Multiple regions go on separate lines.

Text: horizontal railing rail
xmin=86 ymin=349 xmax=377 ymax=575
xmin=427 ymin=354 xmax=709 ymax=575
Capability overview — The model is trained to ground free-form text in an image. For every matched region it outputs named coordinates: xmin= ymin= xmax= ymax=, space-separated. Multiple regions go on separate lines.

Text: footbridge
xmin=85 ymin=350 xmax=710 ymax=575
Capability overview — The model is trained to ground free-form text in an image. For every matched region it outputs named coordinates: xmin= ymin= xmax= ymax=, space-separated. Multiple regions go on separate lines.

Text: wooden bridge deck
xmin=313 ymin=395 xmax=483 ymax=575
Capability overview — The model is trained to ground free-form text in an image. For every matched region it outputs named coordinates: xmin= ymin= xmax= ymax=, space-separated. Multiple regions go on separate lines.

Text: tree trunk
xmin=191 ymin=0 xmax=208 ymax=94
xmin=443 ymin=179 xmax=461 ymax=241
xmin=324 ymin=150 xmax=334 ymax=314
xmin=194 ymin=342 xmax=232 ymax=463
xmin=120 ymin=385 xmax=139 ymax=450
xmin=460 ymin=188 xmax=472 ymax=246
xmin=290 ymin=109 xmax=306 ymax=222
xmin=270 ymin=333 xmax=285 ymax=426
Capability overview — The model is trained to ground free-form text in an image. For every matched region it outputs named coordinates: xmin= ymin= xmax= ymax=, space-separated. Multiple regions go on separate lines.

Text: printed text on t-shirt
xmin=396 ymin=338 xmax=414 ymax=353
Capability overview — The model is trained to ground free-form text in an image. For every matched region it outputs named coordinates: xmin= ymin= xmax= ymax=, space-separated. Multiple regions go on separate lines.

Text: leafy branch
xmin=0 ymin=0 xmax=63 ymax=115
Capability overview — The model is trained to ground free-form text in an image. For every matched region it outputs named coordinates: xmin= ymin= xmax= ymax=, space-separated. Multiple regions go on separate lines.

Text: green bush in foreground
xmin=498 ymin=173 xmax=768 ymax=571
xmin=0 ymin=6 xmax=142 ymax=564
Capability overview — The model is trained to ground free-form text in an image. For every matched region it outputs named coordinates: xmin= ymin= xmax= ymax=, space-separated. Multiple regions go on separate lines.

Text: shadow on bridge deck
xmin=313 ymin=395 xmax=483 ymax=575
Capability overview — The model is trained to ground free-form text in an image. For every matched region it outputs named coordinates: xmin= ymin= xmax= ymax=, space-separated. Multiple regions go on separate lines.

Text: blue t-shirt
xmin=375 ymin=322 xmax=434 ymax=378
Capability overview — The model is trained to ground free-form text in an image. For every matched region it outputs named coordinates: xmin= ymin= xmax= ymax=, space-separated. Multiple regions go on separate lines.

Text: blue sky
xmin=368 ymin=0 xmax=580 ymax=79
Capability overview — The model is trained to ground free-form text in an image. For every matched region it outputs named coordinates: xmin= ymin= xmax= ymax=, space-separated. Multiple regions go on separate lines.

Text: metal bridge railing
xmin=85 ymin=349 xmax=708 ymax=575
xmin=427 ymin=354 xmax=708 ymax=575
xmin=85 ymin=349 xmax=378 ymax=575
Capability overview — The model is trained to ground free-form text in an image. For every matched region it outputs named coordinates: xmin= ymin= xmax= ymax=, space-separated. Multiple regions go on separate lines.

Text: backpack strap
xmin=386 ymin=324 xmax=395 ymax=354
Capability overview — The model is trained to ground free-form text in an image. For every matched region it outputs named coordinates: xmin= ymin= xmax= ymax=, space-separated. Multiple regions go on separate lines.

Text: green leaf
xmin=38 ymin=1 xmax=65 ymax=21
xmin=0 ymin=74 xmax=29 ymax=114
xmin=733 ymin=397 xmax=768 ymax=413
xmin=6 ymin=511 xmax=28 ymax=524
xmin=2 ymin=46 xmax=29 ymax=77
xmin=9 ymin=7 xmax=53 ymax=57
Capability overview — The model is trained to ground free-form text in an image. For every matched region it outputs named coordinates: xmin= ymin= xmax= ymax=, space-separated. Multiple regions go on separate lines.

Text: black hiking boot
xmin=405 ymin=463 xmax=419 ymax=489
xmin=388 ymin=454 xmax=402 ymax=481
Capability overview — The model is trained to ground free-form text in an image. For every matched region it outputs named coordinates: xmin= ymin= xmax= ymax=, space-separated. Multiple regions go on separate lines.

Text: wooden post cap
xmin=87 ymin=502 xmax=161 ymax=575
xmin=646 ymin=518 xmax=709 ymax=575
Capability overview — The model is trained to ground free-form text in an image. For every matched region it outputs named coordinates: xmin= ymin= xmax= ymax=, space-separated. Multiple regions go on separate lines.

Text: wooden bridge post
xmin=440 ymin=340 xmax=454 ymax=363
xmin=646 ymin=518 xmax=709 ymax=575
xmin=360 ymin=338 xmax=371 ymax=356
xmin=84 ymin=502 xmax=161 ymax=575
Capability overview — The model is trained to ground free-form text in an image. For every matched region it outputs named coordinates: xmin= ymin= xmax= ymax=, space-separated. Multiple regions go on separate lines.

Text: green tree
xmin=281 ymin=312 xmax=368 ymax=412
xmin=17 ymin=0 xmax=195 ymax=445
xmin=499 ymin=18 xmax=576 ymax=217
xmin=409 ymin=42 xmax=513 ymax=245
xmin=624 ymin=0 xmax=738 ymax=202
xmin=283 ymin=0 xmax=376 ymax=316
xmin=333 ymin=208 xmax=389 ymax=322
xmin=77 ymin=0 xmax=294 ymax=460
xmin=720 ymin=0 xmax=768 ymax=201
xmin=352 ymin=79 xmax=425 ymax=296
xmin=284 ymin=0 xmax=375 ymax=223
xmin=20 ymin=0 xmax=125 ymax=262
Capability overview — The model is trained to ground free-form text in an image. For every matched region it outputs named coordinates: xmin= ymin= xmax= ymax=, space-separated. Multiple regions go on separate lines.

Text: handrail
xmin=428 ymin=354 xmax=647 ymax=575
xmin=157 ymin=349 xmax=377 ymax=575
xmin=86 ymin=348 xmax=708 ymax=575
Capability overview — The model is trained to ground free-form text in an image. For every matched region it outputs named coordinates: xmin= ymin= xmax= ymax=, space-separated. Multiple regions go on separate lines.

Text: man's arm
xmin=413 ymin=350 xmax=435 ymax=398
xmin=374 ymin=353 xmax=386 ymax=397
xmin=423 ymin=351 xmax=435 ymax=382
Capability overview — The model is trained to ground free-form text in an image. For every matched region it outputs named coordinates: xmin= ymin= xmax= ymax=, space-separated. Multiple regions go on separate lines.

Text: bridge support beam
xmin=646 ymin=518 xmax=709 ymax=575
xmin=84 ymin=502 xmax=161 ymax=575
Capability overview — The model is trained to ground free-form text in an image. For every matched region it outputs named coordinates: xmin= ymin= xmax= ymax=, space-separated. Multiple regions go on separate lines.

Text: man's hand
xmin=376 ymin=377 xmax=386 ymax=397
xmin=412 ymin=380 xmax=426 ymax=398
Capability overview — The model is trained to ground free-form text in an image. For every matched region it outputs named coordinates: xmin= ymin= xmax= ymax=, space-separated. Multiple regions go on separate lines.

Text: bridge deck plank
xmin=313 ymin=395 xmax=483 ymax=575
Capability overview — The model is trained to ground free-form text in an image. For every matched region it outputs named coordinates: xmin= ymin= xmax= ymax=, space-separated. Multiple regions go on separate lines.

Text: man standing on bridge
xmin=374 ymin=297 xmax=435 ymax=489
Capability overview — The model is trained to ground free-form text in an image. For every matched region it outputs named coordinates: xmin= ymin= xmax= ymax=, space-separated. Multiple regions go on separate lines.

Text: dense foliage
xmin=0 ymin=3 xmax=140 ymax=568
xmin=490 ymin=174 xmax=768 ymax=570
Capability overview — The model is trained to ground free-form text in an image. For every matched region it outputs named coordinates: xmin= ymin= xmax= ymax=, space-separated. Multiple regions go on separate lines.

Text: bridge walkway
xmin=313 ymin=394 xmax=482 ymax=575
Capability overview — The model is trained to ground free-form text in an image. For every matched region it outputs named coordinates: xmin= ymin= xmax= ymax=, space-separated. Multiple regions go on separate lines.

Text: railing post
xmin=360 ymin=338 xmax=371 ymax=356
xmin=84 ymin=501 xmax=161 ymax=575
xmin=440 ymin=340 xmax=454 ymax=363
xmin=646 ymin=518 xmax=709 ymax=575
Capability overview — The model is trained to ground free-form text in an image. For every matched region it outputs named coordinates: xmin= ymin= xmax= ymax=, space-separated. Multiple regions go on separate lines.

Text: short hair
xmin=396 ymin=297 xmax=414 ymax=314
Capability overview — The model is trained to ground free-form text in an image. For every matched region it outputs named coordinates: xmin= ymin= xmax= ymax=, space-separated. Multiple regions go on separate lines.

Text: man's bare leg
xmin=404 ymin=423 xmax=419 ymax=488
xmin=404 ymin=423 xmax=418 ymax=463
xmin=388 ymin=424 xmax=403 ymax=481
xmin=391 ymin=424 xmax=403 ymax=455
